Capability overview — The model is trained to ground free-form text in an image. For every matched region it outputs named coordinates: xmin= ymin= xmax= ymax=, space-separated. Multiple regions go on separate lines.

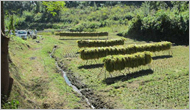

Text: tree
xmin=42 ymin=1 xmax=65 ymax=16
xmin=8 ymin=15 xmax=15 ymax=35
xmin=35 ymin=1 xmax=42 ymax=13
xmin=3 ymin=1 xmax=23 ymax=15
xmin=1 ymin=1 xmax=13 ymax=103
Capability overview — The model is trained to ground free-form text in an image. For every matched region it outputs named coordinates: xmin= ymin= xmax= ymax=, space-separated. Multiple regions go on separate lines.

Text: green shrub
xmin=69 ymin=21 xmax=101 ymax=32
xmin=34 ymin=13 xmax=43 ymax=22
xmin=2 ymin=99 xmax=19 ymax=109
xmin=22 ymin=11 xmax=34 ymax=22
xmin=123 ymin=8 xmax=189 ymax=45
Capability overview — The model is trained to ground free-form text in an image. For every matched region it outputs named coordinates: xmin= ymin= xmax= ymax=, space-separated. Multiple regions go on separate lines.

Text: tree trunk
xmin=1 ymin=1 xmax=13 ymax=101
xmin=1 ymin=1 xmax=5 ymax=34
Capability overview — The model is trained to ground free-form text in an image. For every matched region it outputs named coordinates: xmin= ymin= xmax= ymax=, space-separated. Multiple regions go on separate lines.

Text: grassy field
xmin=7 ymin=31 xmax=189 ymax=109
xmin=53 ymin=33 xmax=189 ymax=109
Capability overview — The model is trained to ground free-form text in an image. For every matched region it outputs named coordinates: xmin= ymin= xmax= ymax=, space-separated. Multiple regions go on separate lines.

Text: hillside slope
xmin=6 ymin=35 xmax=90 ymax=109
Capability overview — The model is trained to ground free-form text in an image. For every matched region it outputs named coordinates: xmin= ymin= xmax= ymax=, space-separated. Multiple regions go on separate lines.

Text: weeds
xmin=2 ymin=99 xmax=19 ymax=109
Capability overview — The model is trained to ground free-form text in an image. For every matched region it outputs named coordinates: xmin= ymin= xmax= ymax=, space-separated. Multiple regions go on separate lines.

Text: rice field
xmin=52 ymin=33 xmax=189 ymax=109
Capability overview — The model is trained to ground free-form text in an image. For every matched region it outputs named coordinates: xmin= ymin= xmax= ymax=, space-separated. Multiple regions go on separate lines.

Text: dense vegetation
xmin=120 ymin=1 xmax=189 ymax=45
xmin=3 ymin=1 xmax=140 ymax=30
xmin=4 ymin=1 xmax=189 ymax=45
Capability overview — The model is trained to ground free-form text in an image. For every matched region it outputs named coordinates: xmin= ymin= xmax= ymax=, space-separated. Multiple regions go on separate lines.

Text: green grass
xmin=96 ymin=25 xmax=129 ymax=34
xmin=8 ymin=35 xmax=90 ymax=109
xmin=8 ymin=32 xmax=189 ymax=109
xmin=53 ymin=33 xmax=189 ymax=109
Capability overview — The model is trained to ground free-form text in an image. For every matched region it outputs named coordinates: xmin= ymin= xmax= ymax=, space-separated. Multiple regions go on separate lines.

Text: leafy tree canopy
xmin=42 ymin=1 xmax=65 ymax=16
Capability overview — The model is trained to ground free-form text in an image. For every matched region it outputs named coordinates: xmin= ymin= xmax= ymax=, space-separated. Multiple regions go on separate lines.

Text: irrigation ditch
xmin=49 ymin=45 xmax=113 ymax=109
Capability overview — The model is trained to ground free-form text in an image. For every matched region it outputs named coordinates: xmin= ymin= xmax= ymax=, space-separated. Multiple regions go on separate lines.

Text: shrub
xmin=34 ymin=13 xmax=43 ymax=22
xmin=22 ymin=11 xmax=34 ymax=22
xmin=123 ymin=8 xmax=189 ymax=45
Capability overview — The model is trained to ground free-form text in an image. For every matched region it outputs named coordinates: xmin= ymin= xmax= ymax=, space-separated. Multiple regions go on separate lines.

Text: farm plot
xmin=53 ymin=34 xmax=189 ymax=109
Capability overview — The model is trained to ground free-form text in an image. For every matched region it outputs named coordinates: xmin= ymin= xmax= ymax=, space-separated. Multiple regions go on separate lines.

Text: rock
xmin=30 ymin=57 xmax=36 ymax=60
xmin=54 ymin=44 xmax=57 ymax=48
xmin=32 ymin=35 xmax=37 ymax=39
xmin=36 ymin=40 xmax=40 ymax=43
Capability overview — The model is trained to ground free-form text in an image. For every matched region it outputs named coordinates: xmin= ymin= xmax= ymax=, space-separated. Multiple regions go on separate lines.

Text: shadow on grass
xmin=75 ymin=52 xmax=80 ymax=54
xmin=78 ymin=63 xmax=104 ymax=69
xmin=152 ymin=55 xmax=173 ymax=60
xmin=121 ymin=34 xmax=189 ymax=46
xmin=102 ymin=69 xmax=153 ymax=85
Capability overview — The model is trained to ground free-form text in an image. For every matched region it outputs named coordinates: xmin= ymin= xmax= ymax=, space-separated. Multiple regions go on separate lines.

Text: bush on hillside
xmin=122 ymin=9 xmax=189 ymax=45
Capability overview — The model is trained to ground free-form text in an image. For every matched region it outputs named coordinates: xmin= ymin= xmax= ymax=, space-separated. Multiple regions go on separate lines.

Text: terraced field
xmin=52 ymin=33 xmax=189 ymax=109
xmin=7 ymin=32 xmax=189 ymax=109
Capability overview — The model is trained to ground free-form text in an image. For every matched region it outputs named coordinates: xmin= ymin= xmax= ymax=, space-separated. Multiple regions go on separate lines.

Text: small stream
xmin=50 ymin=46 xmax=95 ymax=109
